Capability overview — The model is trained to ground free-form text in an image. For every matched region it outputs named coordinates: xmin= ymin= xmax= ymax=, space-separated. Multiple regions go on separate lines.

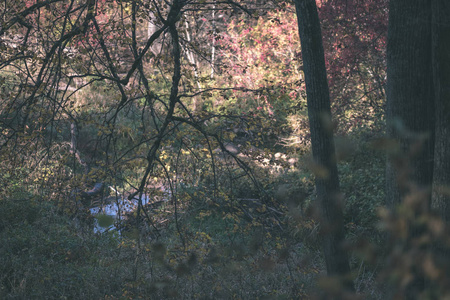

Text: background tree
xmin=293 ymin=0 xmax=353 ymax=292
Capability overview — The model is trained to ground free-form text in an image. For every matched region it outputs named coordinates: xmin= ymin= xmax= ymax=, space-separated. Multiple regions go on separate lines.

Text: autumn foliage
xmin=3 ymin=0 xmax=446 ymax=299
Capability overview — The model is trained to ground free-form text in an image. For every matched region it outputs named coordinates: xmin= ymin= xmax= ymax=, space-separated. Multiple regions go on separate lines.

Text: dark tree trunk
xmin=431 ymin=0 xmax=450 ymax=222
xmin=386 ymin=1 xmax=435 ymax=298
xmin=386 ymin=0 xmax=435 ymax=208
xmin=293 ymin=0 xmax=353 ymax=291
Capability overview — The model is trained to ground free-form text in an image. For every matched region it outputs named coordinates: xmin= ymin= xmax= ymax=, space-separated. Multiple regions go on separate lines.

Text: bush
xmin=0 ymin=197 xmax=126 ymax=299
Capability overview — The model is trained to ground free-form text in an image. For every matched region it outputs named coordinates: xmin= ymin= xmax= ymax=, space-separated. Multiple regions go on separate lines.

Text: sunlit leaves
xmin=218 ymin=4 xmax=304 ymax=115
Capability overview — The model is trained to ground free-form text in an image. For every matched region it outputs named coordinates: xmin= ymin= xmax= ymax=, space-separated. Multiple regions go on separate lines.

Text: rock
xmin=224 ymin=142 xmax=240 ymax=155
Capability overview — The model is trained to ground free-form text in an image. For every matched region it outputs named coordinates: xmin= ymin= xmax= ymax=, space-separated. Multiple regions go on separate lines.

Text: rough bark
xmin=386 ymin=0 xmax=435 ymax=208
xmin=385 ymin=1 xmax=436 ymax=298
xmin=431 ymin=0 xmax=450 ymax=222
xmin=293 ymin=0 xmax=353 ymax=290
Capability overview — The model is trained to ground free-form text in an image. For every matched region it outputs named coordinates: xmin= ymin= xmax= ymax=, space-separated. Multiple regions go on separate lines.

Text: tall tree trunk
xmin=386 ymin=0 xmax=435 ymax=208
xmin=386 ymin=1 xmax=435 ymax=298
xmin=148 ymin=3 xmax=162 ymax=56
xmin=431 ymin=0 xmax=450 ymax=222
xmin=293 ymin=0 xmax=353 ymax=291
xmin=210 ymin=2 xmax=217 ymax=80
xmin=183 ymin=15 xmax=202 ymax=112
xmin=70 ymin=122 xmax=88 ymax=174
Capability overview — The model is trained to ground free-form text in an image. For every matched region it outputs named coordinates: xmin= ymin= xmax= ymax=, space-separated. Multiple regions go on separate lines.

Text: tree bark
xmin=386 ymin=0 xmax=435 ymax=208
xmin=431 ymin=0 xmax=450 ymax=222
xmin=293 ymin=0 xmax=353 ymax=291
xmin=386 ymin=1 xmax=435 ymax=298
xmin=148 ymin=6 xmax=162 ymax=56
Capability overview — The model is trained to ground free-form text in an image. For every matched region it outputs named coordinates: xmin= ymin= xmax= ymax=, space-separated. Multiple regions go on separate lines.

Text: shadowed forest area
xmin=1 ymin=0 xmax=449 ymax=299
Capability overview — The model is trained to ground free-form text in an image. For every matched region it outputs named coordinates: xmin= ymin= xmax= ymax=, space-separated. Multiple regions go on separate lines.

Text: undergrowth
xmin=0 ymin=134 xmax=392 ymax=299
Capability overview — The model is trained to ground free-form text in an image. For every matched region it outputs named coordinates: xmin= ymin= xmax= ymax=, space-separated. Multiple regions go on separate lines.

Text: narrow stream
xmin=89 ymin=193 xmax=152 ymax=234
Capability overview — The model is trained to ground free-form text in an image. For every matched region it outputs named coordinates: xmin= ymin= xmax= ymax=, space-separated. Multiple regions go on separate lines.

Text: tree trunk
xmin=293 ymin=0 xmax=353 ymax=291
xmin=70 ymin=122 xmax=89 ymax=174
xmin=148 ymin=5 xmax=162 ymax=56
xmin=183 ymin=15 xmax=202 ymax=112
xmin=431 ymin=0 xmax=450 ymax=222
xmin=210 ymin=3 xmax=217 ymax=80
xmin=386 ymin=0 xmax=435 ymax=208
xmin=386 ymin=1 xmax=435 ymax=298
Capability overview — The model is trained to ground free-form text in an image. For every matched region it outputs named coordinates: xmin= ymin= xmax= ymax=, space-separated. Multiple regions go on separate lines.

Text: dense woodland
xmin=0 ymin=0 xmax=449 ymax=299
